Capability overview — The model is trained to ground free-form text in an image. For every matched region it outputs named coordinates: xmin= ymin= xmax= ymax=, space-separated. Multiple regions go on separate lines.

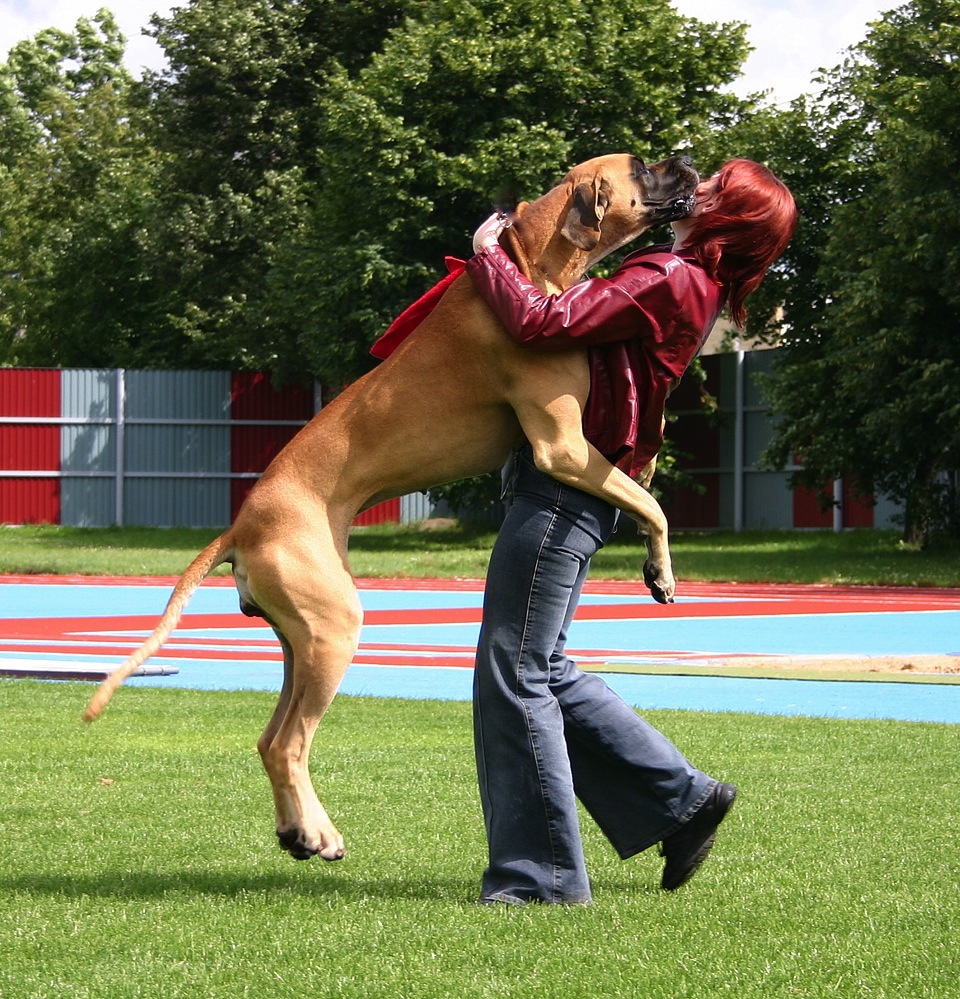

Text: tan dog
xmin=84 ymin=153 xmax=698 ymax=862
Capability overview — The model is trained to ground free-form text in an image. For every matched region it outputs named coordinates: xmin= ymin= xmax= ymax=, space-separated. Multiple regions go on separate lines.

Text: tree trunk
xmin=902 ymin=464 xmax=937 ymax=548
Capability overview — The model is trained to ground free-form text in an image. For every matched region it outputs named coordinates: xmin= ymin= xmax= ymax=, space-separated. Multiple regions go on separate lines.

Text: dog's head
xmin=499 ymin=153 xmax=699 ymax=292
xmin=559 ymin=153 xmax=699 ymax=256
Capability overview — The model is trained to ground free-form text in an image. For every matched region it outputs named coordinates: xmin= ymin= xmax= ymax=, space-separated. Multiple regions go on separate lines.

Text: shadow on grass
xmin=0 ymin=869 xmax=477 ymax=904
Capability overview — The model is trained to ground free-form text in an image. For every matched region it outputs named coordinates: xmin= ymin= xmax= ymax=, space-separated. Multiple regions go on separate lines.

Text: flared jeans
xmin=473 ymin=450 xmax=717 ymax=904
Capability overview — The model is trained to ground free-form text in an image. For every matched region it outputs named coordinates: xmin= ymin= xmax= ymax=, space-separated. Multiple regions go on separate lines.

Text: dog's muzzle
xmin=670 ymin=192 xmax=698 ymax=217
xmin=641 ymin=154 xmax=699 ymax=222
xmin=644 ymin=192 xmax=697 ymax=223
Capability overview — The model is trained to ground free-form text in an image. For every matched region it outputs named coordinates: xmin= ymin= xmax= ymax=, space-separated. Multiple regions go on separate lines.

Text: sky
xmin=1 ymin=0 xmax=894 ymax=107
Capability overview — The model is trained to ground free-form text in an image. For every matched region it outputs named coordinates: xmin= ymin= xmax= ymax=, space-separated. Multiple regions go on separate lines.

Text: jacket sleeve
xmin=464 ymin=244 xmax=687 ymax=350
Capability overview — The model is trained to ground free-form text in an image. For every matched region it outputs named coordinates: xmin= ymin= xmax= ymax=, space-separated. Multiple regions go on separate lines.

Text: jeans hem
xmin=613 ymin=778 xmax=718 ymax=859
xmin=478 ymin=891 xmax=593 ymax=907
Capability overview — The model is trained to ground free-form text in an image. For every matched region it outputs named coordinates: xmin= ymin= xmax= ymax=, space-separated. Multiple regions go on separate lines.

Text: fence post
xmin=733 ymin=347 xmax=745 ymax=532
xmin=115 ymin=368 xmax=125 ymax=527
xmin=833 ymin=478 xmax=843 ymax=532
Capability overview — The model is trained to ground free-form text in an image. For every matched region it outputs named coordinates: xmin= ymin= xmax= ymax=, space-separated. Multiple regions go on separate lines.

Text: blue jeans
xmin=473 ymin=449 xmax=716 ymax=904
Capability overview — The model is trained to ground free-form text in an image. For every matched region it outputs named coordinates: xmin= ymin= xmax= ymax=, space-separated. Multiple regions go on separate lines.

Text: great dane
xmin=84 ymin=152 xmax=699 ymax=862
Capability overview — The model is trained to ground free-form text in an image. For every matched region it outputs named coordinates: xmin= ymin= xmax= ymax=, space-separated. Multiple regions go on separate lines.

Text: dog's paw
xmin=277 ymin=827 xmax=345 ymax=862
xmin=643 ymin=561 xmax=676 ymax=604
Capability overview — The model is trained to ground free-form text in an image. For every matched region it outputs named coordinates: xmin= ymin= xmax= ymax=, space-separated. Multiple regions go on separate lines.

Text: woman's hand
xmin=472 ymin=212 xmax=512 ymax=254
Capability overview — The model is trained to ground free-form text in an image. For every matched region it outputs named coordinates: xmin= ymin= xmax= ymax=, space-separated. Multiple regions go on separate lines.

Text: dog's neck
xmin=501 ymin=199 xmax=591 ymax=296
xmin=502 ymin=194 xmax=644 ymax=296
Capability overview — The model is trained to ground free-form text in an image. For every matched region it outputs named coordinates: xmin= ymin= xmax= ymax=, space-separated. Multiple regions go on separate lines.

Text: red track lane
xmin=3 ymin=579 xmax=960 ymax=673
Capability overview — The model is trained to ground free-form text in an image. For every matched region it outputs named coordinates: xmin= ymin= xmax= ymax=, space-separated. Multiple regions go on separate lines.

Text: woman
xmin=467 ymin=159 xmax=797 ymax=905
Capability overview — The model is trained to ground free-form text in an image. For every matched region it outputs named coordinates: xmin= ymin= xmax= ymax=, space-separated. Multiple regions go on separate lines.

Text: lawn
xmin=1 ymin=681 xmax=957 ymax=998
xmin=2 ymin=525 xmax=958 ymax=997
xmin=3 ymin=523 xmax=960 ymax=585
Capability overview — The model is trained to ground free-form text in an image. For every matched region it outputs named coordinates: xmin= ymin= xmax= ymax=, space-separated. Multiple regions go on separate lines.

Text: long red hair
xmin=684 ymin=159 xmax=797 ymax=328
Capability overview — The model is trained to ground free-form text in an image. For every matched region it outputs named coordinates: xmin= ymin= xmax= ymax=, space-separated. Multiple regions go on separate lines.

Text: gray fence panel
xmin=744 ymin=409 xmax=777 ymax=468
xmin=744 ymin=470 xmax=794 ymax=529
xmin=125 ymin=477 xmax=230 ymax=529
xmin=124 ymin=370 xmax=231 ymax=420
xmin=60 ymin=370 xmax=117 ymax=527
xmin=124 ymin=424 xmax=230 ymax=473
xmin=400 ymin=491 xmax=437 ymax=523
xmin=122 ymin=372 xmax=231 ymax=527
xmin=744 ymin=349 xmax=778 ymax=407
xmin=873 ymin=493 xmax=901 ymax=530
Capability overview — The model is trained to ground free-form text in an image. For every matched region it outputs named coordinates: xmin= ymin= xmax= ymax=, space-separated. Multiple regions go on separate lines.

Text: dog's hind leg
xmin=244 ymin=532 xmax=363 ymax=861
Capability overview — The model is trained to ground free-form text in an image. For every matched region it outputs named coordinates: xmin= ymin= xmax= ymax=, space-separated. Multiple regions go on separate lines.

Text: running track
xmin=2 ymin=576 xmax=959 ymax=723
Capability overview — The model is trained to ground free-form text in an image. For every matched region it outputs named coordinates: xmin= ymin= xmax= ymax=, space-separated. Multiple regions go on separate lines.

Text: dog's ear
xmin=561 ymin=176 xmax=609 ymax=251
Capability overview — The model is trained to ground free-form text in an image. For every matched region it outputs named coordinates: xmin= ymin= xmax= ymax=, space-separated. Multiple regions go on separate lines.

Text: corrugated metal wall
xmin=230 ymin=372 xmax=316 ymax=519
xmin=124 ymin=371 xmax=232 ymax=528
xmin=0 ymin=361 xmax=901 ymax=531
xmin=60 ymin=369 xmax=115 ymax=526
xmin=0 ymin=369 xmax=60 ymax=524
xmin=740 ymin=350 xmax=795 ymax=530
xmin=0 ymin=368 xmax=407 ymax=529
xmin=665 ymin=350 xmax=894 ymax=530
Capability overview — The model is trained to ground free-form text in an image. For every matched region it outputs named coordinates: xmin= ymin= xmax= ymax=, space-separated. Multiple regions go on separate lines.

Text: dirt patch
xmin=703 ymin=654 xmax=960 ymax=675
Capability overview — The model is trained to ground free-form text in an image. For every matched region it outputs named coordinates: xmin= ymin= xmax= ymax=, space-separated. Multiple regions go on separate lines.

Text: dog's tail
xmin=82 ymin=533 xmax=234 ymax=723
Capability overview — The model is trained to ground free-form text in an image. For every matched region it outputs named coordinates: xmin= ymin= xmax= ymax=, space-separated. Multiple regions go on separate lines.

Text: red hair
xmin=684 ymin=159 xmax=797 ymax=328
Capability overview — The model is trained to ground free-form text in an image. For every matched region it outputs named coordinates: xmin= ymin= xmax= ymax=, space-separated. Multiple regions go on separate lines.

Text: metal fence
xmin=1 ymin=369 xmax=316 ymax=527
xmin=665 ymin=350 xmax=900 ymax=530
xmin=0 ymin=360 xmax=901 ymax=531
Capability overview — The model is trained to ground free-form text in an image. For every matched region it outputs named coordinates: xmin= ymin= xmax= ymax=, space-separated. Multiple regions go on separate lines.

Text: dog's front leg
xmin=637 ymin=509 xmax=675 ymax=605
xmin=513 ymin=390 xmax=675 ymax=601
xmin=529 ymin=434 xmax=675 ymax=603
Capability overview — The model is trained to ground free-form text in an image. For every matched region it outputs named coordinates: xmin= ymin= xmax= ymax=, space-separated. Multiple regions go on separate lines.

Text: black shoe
xmin=659 ymin=782 xmax=737 ymax=891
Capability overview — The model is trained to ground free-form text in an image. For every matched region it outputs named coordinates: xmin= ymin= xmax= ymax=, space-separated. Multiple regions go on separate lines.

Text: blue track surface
xmin=2 ymin=577 xmax=959 ymax=723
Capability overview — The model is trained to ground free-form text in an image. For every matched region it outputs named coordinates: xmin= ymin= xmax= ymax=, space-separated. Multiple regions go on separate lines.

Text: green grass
xmin=0 ymin=525 xmax=233 ymax=577
xmin=1 ymin=680 xmax=958 ymax=998
xmin=3 ymin=523 xmax=960 ymax=586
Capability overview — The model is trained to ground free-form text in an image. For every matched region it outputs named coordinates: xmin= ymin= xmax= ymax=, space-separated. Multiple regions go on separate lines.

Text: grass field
xmin=3 ymin=523 xmax=960 ymax=585
xmin=2 ymin=527 xmax=959 ymax=996
xmin=2 ymin=680 xmax=958 ymax=998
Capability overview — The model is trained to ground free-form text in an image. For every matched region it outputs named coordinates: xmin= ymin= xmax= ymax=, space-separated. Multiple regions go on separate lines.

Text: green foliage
xmin=134 ymin=0 xmax=411 ymax=373
xmin=0 ymin=0 xmax=751 ymax=388
xmin=749 ymin=0 xmax=960 ymax=545
xmin=274 ymin=0 xmax=751 ymax=384
xmin=0 ymin=10 xmax=157 ymax=367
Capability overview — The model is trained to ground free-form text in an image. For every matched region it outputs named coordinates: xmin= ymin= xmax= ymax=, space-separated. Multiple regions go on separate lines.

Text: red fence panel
xmin=794 ymin=481 xmax=874 ymax=529
xmin=228 ymin=373 xmax=402 ymax=526
xmin=230 ymin=373 xmax=314 ymax=519
xmin=0 ymin=370 xmax=61 ymax=524
xmin=353 ymin=499 xmax=401 ymax=527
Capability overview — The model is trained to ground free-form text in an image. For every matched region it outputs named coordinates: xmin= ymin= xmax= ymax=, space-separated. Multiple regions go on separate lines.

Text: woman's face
xmin=671 ymin=173 xmax=720 ymax=248
xmin=670 ymin=172 xmax=721 ymax=246
xmin=691 ymin=173 xmax=721 ymax=215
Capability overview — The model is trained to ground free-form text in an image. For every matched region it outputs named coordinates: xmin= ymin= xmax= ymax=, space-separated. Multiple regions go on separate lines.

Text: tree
xmin=135 ymin=0 xmax=422 ymax=374
xmin=0 ymin=10 xmax=157 ymax=367
xmin=1 ymin=0 xmax=754 ymax=392
xmin=755 ymin=0 xmax=960 ymax=545
xmin=265 ymin=0 xmax=753 ymax=385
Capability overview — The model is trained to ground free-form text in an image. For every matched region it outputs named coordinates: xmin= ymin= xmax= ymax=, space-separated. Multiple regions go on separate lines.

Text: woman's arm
xmin=465 ymin=244 xmax=686 ymax=350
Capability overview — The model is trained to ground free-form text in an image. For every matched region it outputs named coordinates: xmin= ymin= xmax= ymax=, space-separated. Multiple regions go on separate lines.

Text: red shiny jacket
xmin=465 ymin=244 xmax=725 ymax=476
